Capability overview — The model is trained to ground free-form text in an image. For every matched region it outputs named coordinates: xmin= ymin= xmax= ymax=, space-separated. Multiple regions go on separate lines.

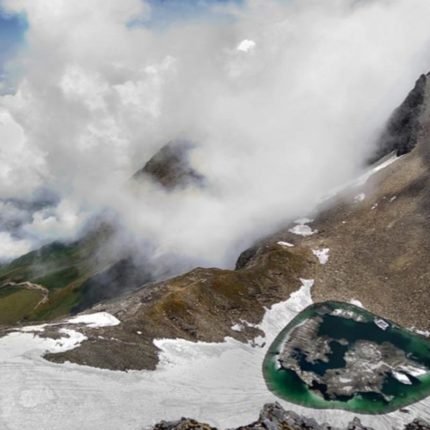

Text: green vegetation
xmin=0 ymin=225 xmax=114 ymax=325
xmin=0 ymin=287 xmax=44 ymax=325
xmin=33 ymin=267 xmax=80 ymax=290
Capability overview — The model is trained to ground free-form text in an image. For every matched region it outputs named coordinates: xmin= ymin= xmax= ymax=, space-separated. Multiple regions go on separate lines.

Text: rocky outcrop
xmin=44 ymin=245 xmax=311 ymax=370
xmin=151 ymin=403 xmax=377 ymax=430
xmin=152 ymin=403 xmax=430 ymax=430
xmin=133 ymin=140 xmax=204 ymax=189
xmin=405 ymin=420 xmax=430 ymax=430
xmin=154 ymin=418 xmax=216 ymax=430
xmin=372 ymin=73 xmax=429 ymax=161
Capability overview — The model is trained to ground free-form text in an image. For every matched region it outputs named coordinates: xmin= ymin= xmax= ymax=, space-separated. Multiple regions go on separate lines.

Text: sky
xmin=0 ymin=0 xmax=235 ymax=55
xmin=0 ymin=0 xmax=238 ymax=83
xmin=1 ymin=0 xmax=430 ymax=271
xmin=0 ymin=7 xmax=26 ymax=76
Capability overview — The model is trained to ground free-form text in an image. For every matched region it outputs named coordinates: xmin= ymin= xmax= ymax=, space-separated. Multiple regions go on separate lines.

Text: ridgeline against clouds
xmin=1 ymin=0 xmax=430 ymax=271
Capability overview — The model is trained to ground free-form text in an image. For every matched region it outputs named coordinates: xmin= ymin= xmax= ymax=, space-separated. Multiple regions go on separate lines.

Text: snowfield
xmin=66 ymin=312 xmax=121 ymax=328
xmin=0 ymin=282 xmax=430 ymax=430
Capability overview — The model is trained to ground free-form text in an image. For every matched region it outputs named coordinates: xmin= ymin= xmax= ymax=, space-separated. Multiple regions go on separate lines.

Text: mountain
xmin=0 ymin=140 xmax=205 ymax=326
xmin=371 ymin=73 xmax=429 ymax=161
xmin=0 ymin=224 xmax=116 ymax=325
xmin=1 ymin=72 xmax=430 ymax=429
xmin=133 ymin=139 xmax=204 ymax=189
xmin=39 ymin=73 xmax=430 ymax=371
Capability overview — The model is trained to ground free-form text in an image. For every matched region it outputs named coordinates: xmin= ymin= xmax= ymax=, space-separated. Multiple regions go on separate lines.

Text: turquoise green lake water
xmin=263 ymin=302 xmax=430 ymax=414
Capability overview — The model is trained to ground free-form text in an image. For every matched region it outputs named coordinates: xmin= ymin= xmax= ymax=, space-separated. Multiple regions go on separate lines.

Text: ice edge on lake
xmin=1 ymin=280 xmax=430 ymax=430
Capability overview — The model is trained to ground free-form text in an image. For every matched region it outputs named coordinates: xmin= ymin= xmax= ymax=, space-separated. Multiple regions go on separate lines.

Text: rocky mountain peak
xmin=133 ymin=140 xmax=204 ymax=189
xmin=373 ymin=72 xmax=429 ymax=161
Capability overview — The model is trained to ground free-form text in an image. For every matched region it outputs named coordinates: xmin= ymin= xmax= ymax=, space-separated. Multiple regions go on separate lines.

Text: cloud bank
xmin=1 ymin=0 xmax=430 ymax=269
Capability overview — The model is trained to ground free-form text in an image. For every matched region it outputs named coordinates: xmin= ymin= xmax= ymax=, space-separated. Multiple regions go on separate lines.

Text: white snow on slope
xmin=20 ymin=324 xmax=48 ymax=332
xmin=66 ymin=312 xmax=120 ymax=328
xmin=416 ymin=330 xmax=430 ymax=337
xmin=231 ymin=323 xmax=243 ymax=332
xmin=321 ymin=154 xmax=401 ymax=203
xmin=1 ymin=279 xmax=430 ymax=430
xmin=289 ymin=219 xmax=317 ymax=237
xmin=277 ymin=241 xmax=294 ymax=248
xmin=354 ymin=193 xmax=366 ymax=203
xmin=350 ymin=299 xmax=364 ymax=308
xmin=312 ymin=248 xmax=330 ymax=264
xmin=356 ymin=154 xmax=400 ymax=186
xmin=52 ymin=329 xmax=88 ymax=352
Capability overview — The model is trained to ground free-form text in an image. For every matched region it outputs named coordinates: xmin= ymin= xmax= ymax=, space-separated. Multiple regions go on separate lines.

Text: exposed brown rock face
xmin=45 ymin=244 xmax=311 ymax=370
xmin=154 ymin=418 xmax=216 ymax=430
xmin=372 ymin=73 xmax=428 ymax=161
xmin=42 ymin=70 xmax=430 ymax=372
xmin=406 ymin=420 xmax=430 ymax=430
xmin=133 ymin=140 xmax=204 ymax=189
xmin=257 ymin=71 xmax=430 ymax=333
xmin=152 ymin=403 xmax=430 ymax=430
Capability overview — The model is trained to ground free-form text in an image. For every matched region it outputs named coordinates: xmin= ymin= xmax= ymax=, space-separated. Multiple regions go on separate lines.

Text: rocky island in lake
xmin=263 ymin=302 xmax=430 ymax=414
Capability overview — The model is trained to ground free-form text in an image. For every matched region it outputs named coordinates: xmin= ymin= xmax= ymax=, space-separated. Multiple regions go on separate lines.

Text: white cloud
xmin=0 ymin=0 xmax=430 ymax=267
xmin=0 ymin=231 xmax=31 ymax=261
xmin=22 ymin=199 xmax=88 ymax=243
xmin=237 ymin=39 xmax=256 ymax=52
xmin=0 ymin=109 xmax=46 ymax=198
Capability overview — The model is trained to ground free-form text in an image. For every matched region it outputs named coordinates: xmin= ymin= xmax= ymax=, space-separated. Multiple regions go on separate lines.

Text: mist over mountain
xmin=4 ymin=2 xmax=430 ymax=430
xmin=1 ymin=0 xmax=430 ymax=273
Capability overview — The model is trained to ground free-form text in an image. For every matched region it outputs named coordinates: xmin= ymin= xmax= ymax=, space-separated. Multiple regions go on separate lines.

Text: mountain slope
xmin=1 ymin=71 xmax=430 ymax=430
xmin=38 ymin=72 xmax=430 ymax=371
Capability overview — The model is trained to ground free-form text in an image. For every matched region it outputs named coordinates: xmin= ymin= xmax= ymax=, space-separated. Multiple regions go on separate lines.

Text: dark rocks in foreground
xmin=154 ymin=419 xmax=216 ymax=430
xmin=152 ymin=403 xmax=430 ymax=430
xmin=405 ymin=420 xmax=430 ymax=430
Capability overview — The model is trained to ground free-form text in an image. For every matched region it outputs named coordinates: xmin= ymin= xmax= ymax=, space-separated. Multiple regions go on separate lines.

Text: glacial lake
xmin=263 ymin=302 xmax=430 ymax=414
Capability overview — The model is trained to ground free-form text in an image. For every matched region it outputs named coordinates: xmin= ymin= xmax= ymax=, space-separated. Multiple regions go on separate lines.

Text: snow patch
xmin=349 ymin=299 xmax=364 ymax=308
xmin=312 ymin=248 xmax=330 ymax=264
xmin=356 ymin=154 xmax=400 ymax=186
xmin=19 ymin=324 xmax=47 ymax=333
xmin=289 ymin=219 xmax=317 ymax=237
xmin=416 ymin=329 xmax=430 ymax=338
xmin=66 ymin=312 xmax=120 ymax=328
xmin=51 ymin=329 xmax=88 ymax=352
xmin=354 ymin=193 xmax=366 ymax=203
xmin=320 ymin=154 xmax=400 ymax=203
xmin=231 ymin=324 xmax=243 ymax=332
xmin=277 ymin=241 xmax=294 ymax=248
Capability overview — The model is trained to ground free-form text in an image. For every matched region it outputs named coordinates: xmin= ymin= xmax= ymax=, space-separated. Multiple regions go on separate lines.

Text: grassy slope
xmin=0 ymin=287 xmax=44 ymax=325
xmin=0 ymin=226 xmax=113 ymax=325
